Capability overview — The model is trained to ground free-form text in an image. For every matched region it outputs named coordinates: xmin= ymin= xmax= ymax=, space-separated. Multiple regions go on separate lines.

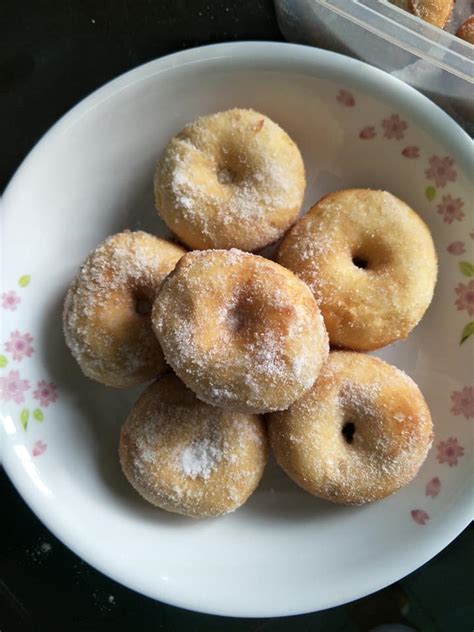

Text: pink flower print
xmin=437 ymin=195 xmax=465 ymax=224
xmin=382 ymin=114 xmax=408 ymax=140
xmin=425 ymin=155 xmax=457 ymax=188
xmin=359 ymin=126 xmax=376 ymax=140
xmin=336 ymin=89 xmax=355 ymax=107
xmin=451 ymin=386 xmax=474 ymax=419
xmin=454 ymin=281 xmax=474 ymax=317
xmin=402 ymin=146 xmax=419 ymax=158
xmin=4 ymin=331 xmax=34 ymax=361
xmin=437 ymin=437 xmax=464 ymax=467
xmin=411 ymin=509 xmax=429 ymax=525
xmin=32 ymin=440 xmax=47 ymax=457
xmin=426 ymin=477 xmax=441 ymax=498
xmin=0 ymin=370 xmax=30 ymax=404
xmin=33 ymin=380 xmax=58 ymax=407
xmin=2 ymin=291 xmax=21 ymax=311
xmin=447 ymin=241 xmax=465 ymax=255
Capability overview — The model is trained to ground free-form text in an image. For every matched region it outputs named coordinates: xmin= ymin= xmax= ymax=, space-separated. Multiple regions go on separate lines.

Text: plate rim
xmin=2 ymin=41 xmax=473 ymax=618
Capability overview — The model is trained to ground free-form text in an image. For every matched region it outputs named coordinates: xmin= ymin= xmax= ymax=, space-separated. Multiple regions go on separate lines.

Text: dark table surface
xmin=1 ymin=2 xmax=473 ymax=631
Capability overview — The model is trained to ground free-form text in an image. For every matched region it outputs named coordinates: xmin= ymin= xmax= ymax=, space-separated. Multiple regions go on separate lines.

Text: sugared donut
xmin=268 ymin=352 xmax=433 ymax=505
xmin=277 ymin=189 xmax=437 ymax=351
xmin=408 ymin=0 xmax=453 ymax=28
xmin=154 ymin=108 xmax=305 ymax=251
xmin=119 ymin=374 xmax=268 ymax=518
xmin=64 ymin=231 xmax=185 ymax=388
xmin=456 ymin=16 xmax=474 ymax=44
xmin=152 ymin=249 xmax=329 ymax=413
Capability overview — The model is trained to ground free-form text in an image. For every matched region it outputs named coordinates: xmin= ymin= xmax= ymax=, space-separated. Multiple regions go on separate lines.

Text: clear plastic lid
xmin=275 ymin=0 xmax=474 ymax=129
xmin=318 ymin=0 xmax=474 ymax=82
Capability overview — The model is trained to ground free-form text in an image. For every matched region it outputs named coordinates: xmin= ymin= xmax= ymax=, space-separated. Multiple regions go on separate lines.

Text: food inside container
xmin=274 ymin=0 xmax=474 ymax=131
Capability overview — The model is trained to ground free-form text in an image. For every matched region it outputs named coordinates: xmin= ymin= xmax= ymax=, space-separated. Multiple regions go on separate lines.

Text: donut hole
xmin=350 ymin=238 xmax=392 ymax=272
xmin=217 ymin=167 xmax=236 ymax=185
xmin=133 ymin=292 xmax=152 ymax=317
xmin=216 ymin=145 xmax=252 ymax=187
xmin=227 ymin=296 xmax=260 ymax=337
xmin=342 ymin=421 xmax=356 ymax=444
xmin=227 ymin=288 xmax=292 ymax=345
xmin=352 ymin=256 xmax=368 ymax=270
xmin=228 ymin=304 xmax=253 ymax=333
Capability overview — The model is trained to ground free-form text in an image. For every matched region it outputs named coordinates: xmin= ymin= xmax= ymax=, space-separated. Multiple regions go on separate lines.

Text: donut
xmin=268 ymin=352 xmax=433 ymax=505
xmin=64 ymin=231 xmax=185 ymax=388
xmin=277 ymin=189 xmax=437 ymax=351
xmin=152 ymin=249 xmax=329 ymax=413
xmin=408 ymin=0 xmax=453 ymax=28
xmin=119 ymin=374 xmax=268 ymax=518
xmin=154 ymin=108 xmax=305 ymax=251
xmin=389 ymin=0 xmax=410 ymax=9
xmin=456 ymin=16 xmax=474 ymax=44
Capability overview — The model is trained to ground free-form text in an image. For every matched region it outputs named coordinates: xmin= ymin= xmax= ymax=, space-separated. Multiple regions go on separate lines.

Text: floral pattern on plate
xmin=1 ymin=275 xmax=57 ymax=448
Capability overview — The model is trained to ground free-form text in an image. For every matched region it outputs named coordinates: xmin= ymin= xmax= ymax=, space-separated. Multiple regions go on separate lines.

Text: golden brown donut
xmin=268 ymin=352 xmax=433 ymax=505
xmin=456 ymin=16 xmax=474 ymax=44
xmin=119 ymin=374 xmax=268 ymax=518
xmin=408 ymin=0 xmax=453 ymax=28
xmin=154 ymin=108 xmax=305 ymax=251
xmin=152 ymin=249 xmax=329 ymax=413
xmin=277 ymin=189 xmax=437 ymax=351
xmin=389 ymin=0 xmax=411 ymax=9
xmin=63 ymin=231 xmax=185 ymax=388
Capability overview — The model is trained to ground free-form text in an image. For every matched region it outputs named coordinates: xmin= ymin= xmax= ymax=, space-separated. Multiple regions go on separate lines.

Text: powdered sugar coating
xmin=152 ymin=249 xmax=329 ymax=413
xmin=119 ymin=374 xmax=268 ymax=518
xmin=154 ymin=108 xmax=305 ymax=251
xmin=63 ymin=231 xmax=185 ymax=387
xmin=180 ymin=438 xmax=224 ymax=479
xmin=277 ymin=189 xmax=437 ymax=351
xmin=268 ymin=351 xmax=433 ymax=505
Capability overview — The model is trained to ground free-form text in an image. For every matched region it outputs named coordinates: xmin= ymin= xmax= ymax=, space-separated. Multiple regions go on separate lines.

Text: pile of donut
xmin=393 ymin=0 xmax=473 ymax=42
xmin=64 ymin=108 xmax=437 ymax=519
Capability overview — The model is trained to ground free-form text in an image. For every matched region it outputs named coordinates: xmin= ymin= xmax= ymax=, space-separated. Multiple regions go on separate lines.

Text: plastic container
xmin=274 ymin=0 xmax=474 ymax=131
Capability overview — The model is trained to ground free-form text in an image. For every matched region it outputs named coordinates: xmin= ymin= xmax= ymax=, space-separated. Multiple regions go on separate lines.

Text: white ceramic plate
xmin=1 ymin=42 xmax=473 ymax=618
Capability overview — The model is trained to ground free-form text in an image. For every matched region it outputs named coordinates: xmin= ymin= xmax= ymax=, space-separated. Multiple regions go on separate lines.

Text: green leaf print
xmin=18 ymin=275 xmax=31 ymax=287
xmin=460 ymin=321 xmax=474 ymax=345
xmin=425 ymin=186 xmax=436 ymax=202
xmin=20 ymin=409 xmax=29 ymax=431
xmin=33 ymin=408 xmax=44 ymax=422
xmin=459 ymin=261 xmax=474 ymax=278
xmin=0 ymin=355 xmax=7 ymax=368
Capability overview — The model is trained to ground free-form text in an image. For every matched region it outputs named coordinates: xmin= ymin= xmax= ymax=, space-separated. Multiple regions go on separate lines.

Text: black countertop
xmin=1 ymin=1 xmax=473 ymax=630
